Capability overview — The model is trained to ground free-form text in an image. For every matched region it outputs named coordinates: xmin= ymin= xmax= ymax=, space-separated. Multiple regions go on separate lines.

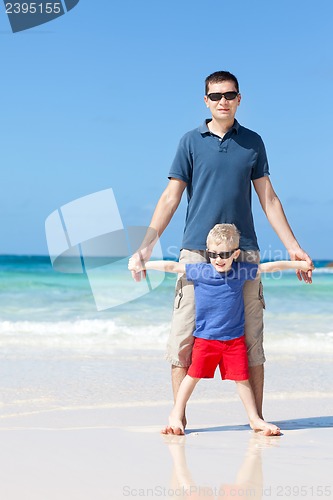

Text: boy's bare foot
xmin=161 ymin=412 xmax=186 ymax=435
xmin=250 ymin=417 xmax=281 ymax=436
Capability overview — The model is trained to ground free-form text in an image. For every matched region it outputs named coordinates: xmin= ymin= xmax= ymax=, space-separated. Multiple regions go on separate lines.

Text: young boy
xmin=128 ymin=224 xmax=313 ymax=436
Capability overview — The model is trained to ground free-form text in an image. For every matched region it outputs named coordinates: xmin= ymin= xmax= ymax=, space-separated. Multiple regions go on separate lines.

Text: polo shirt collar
xmin=199 ymin=119 xmax=240 ymax=136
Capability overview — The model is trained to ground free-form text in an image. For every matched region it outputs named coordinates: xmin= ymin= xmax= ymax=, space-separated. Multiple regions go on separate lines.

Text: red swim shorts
xmin=187 ymin=336 xmax=249 ymax=381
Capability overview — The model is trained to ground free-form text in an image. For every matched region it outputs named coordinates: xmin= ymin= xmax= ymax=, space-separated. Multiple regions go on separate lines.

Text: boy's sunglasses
xmin=207 ymin=249 xmax=239 ymax=260
xmin=207 ymin=91 xmax=239 ymax=101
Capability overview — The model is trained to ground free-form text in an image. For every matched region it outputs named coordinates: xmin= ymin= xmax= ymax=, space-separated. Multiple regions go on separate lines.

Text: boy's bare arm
xmin=129 ymin=260 xmax=186 ymax=274
xmin=145 ymin=260 xmax=186 ymax=274
xmin=258 ymin=260 xmax=314 ymax=274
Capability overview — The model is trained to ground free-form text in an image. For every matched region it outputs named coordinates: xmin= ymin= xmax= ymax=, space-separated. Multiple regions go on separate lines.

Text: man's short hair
xmin=206 ymin=223 xmax=240 ymax=249
xmin=205 ymin=71 xmax=239 ymax=94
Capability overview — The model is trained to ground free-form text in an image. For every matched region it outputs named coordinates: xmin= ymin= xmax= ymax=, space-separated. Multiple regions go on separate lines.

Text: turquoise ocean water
xmin=0 ymin=256 xmax=333 ymax=356
xmin=0 ymin=255 xmax=332 ymax=416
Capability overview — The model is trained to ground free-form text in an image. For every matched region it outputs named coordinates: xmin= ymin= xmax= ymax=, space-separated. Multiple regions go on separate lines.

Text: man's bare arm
xmin=253 ymin=176 xmax=313 ymax=283
xmin=130 ymin=178 xmax=187 ymax=281
xmin=149 ymin=178 xmax=187 ymax=237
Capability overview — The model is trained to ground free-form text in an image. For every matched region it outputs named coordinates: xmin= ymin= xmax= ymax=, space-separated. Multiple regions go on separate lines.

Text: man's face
xmin=204 ymin=80 xmax=241 ymax=123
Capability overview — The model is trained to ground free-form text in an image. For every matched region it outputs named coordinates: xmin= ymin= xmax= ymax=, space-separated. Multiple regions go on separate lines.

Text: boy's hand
xmin=289 ymin=248 xmax=314 ymax=284
xmin=295 ymin=261 xmax=315 ymax=272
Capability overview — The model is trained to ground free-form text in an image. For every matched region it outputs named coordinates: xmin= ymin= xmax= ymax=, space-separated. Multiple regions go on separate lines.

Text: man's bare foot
xmin=250 ymin=417 xmax=281 ymax=436
xmin=161 ymin=412 xmax=186 ymax=435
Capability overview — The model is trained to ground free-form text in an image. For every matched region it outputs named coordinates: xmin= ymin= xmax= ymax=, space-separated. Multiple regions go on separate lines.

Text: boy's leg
xmin=162 ymin=375 xmax=200 ymax=436
xmin=219 ymin=336 xmax=278 ymax=435
xmin=235 ymin=380 xmax=280 ymax=436
xmin=164 ymin=338 xmax=220 ymax=435
xmin=165 ymin=249 xmax=207 ymax=428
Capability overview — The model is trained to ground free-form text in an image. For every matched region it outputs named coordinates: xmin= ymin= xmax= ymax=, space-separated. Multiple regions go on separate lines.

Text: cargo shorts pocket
xmin=259 ymin=281 xmax=266 ymax=309
xmin=173 ymin=275 xmax=184 ymax=309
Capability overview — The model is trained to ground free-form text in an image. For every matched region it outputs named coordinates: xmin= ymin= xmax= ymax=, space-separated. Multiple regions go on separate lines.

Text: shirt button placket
xmin=219 ymin=138 xmax=228 ymax=153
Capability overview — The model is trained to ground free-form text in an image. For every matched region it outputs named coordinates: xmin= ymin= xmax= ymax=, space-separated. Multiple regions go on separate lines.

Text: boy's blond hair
xmin=206 ymin=224 xmax=240 ymax=249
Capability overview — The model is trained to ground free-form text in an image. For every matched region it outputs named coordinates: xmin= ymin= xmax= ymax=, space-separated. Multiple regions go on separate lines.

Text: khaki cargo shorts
xmin=165 ymin=249 xmax=266 ymax=368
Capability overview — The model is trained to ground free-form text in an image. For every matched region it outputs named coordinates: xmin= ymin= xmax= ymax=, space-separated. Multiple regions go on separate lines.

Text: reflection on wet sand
xmin=163 ymin=432 xmax=280 ymax=499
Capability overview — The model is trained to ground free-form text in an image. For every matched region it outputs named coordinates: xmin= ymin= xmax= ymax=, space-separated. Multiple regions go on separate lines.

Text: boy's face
xmin=207 ymin=241 xmax=240 ymax=273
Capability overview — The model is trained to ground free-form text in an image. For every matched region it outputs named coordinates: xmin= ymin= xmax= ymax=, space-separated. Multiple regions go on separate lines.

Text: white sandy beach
xmin=0 ymin=348 xmax=332 ymax=500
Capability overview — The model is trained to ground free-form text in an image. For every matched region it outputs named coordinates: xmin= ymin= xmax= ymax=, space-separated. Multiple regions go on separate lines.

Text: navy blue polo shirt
xmin=168 ymin=119 xmax=270 ymax=251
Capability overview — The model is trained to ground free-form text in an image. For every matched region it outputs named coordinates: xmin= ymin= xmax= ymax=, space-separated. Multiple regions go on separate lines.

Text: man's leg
xmin=172 ymin=365 xmax=188 ymax=401
xmin=240 ymin=251 xmax=266 ymax=418
xmin=243 ymin=277 xmax=265 ymax=417
xmin=248 ymin=365 xmax=264 ymax=419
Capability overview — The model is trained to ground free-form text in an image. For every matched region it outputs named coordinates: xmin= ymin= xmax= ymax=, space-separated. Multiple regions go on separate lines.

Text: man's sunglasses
xmin=207 ymin=91 xmax=239 ymax=101
xmin=207 ymin=249 xmax=239 ymax=260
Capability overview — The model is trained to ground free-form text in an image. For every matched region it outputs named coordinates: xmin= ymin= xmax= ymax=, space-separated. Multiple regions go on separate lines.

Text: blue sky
xmin=1 ymin=0 xmax=332 ymax=259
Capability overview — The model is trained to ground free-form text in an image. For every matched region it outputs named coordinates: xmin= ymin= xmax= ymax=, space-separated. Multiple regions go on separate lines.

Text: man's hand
xmin=128 ymin=247 xmax=153 ymax=282
xmin=289 ymin=248 xmax=313 ymax=284
xmin=128 ymin=227 xmax=158 ymax=282
xmin=128 ymin=252 xmax=146 ymax=282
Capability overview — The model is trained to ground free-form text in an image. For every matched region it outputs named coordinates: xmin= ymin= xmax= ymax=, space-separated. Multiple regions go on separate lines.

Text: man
xmin=129 ymin=71 xmax=312 ymax=432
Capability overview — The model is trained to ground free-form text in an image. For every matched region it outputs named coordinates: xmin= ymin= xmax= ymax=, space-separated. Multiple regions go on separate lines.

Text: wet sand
xmin=0 ymin=349 xmax=332 ymax=499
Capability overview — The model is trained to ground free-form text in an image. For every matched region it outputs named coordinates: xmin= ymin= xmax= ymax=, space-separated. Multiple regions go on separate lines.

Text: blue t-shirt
xmin=168 ymin=120 xmax=270 ymax=251
xmin=186 ymin=261 xmax=258 ymax=341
